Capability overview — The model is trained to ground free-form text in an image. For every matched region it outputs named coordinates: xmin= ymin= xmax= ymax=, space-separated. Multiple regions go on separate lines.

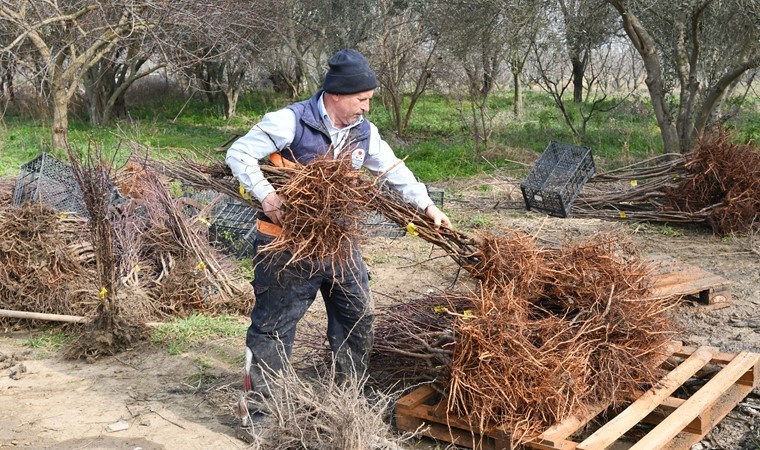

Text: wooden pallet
xmin=647 ymin=254 xmax=731 ymax=310
xmin=395 ymin=342 xmax=760 ymax=450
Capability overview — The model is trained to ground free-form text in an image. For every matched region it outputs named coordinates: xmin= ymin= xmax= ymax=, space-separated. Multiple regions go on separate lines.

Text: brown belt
xmin=256 ymin=219 xmax=283 ymax=237
xmin=255 ymin=152 xmax=291 ymax=238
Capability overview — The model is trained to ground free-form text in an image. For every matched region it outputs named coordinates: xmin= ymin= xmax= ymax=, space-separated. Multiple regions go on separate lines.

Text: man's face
xmin=330 ymin=90 xmax=374 ymax=128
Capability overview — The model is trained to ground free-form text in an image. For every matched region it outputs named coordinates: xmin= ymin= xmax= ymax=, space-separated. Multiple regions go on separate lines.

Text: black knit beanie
xmin=323 ymin=49 xmax=378 ymax=94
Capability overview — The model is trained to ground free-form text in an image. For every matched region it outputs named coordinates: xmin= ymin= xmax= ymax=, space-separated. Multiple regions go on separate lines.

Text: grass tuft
xmin=151 ymin=314 xmax=247 ymax=355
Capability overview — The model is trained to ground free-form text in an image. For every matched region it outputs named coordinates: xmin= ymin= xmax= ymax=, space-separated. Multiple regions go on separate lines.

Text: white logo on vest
xmin=350 ymin=148 xmax=366 ymax=169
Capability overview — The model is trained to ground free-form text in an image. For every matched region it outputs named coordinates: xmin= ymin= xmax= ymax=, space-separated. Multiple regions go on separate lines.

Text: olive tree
xmin=608 ymin=0 xmax=760 ymax=152
xmin=433 ymin=0 xmax=513 ymax=154
xmin=531 ymin=29 xmax=641 ymax=137
xmin=82 ymin=44 xmax=159 ymax=126
xmin=0 ymin=1 xmax=160 ymax=148
xmin=178 ymin=2 xmax=273 ymax=118
xmin=0 ymin=0 xmax=236 ymax=146
xmin=370 ymin=0 xmax=441 ymax=136
xmin=555 ymin=0 xmax=617 ymax=102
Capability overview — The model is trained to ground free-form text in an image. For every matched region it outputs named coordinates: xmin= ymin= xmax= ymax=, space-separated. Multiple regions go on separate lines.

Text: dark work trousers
xmin=245 ymin=230 xmax=373 ymax=396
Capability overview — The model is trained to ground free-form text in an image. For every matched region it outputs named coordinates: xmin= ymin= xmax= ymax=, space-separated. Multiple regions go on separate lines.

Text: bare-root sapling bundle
xmin=368 ymin=231 xmax=678 ymax=446
xmin=262 ymin=153 xmax=379 ymax=272
xmin=665 ymin=131 xmax=760 ymax=235
xmin=574 ymin=130 xmax=759 ymax=235
xmin=0 ymin=203 xmax=94 ymax=323
xmin=447 ymin=233 xmax=677 ymax=444
xmin=135 ymin=166 xmax=252 ymax=315
xmin=64 ymin=144 xmax=145 ymax=359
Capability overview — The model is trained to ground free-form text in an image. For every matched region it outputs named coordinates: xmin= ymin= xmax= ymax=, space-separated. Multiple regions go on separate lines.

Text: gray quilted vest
xmin=283 ymin=90 xmax=371 ymax=165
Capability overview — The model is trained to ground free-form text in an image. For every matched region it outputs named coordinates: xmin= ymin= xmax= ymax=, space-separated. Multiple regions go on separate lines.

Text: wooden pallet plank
xmin=662 ymin=380 xmax=758 ymax=450
xmin=642 ymin=396 xmax=707 ymax=435
xmin=396 ymin=385 xmax=437 ymax=411
xmin=629 ymin=351 xmax=760 ymax=450
xmin=697 ymin=288 xmax=731 ymax=305
xmin=399 ymin=413 xmax=503 ymax=450
xmin=650 ymin=273 xmax=729 ymax=296
xmin=531 ymin=342 xmax=683 ymax=449
xmin=530 ymin=402 xmax=609 ymax=448
xmin=576 ymin=346 xmax=716 ymax=450
xmin=675 ymin=347 xmax=759 ymax=385
xmin=645 ymin=254 xmax=731 ymax=306
xmin=396 ymin=387 xmax=513 ymax=448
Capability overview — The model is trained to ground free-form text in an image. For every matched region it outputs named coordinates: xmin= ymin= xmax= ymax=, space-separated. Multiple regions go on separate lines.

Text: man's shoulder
xmin=363 ymin=117 xmax=378 ymax=134
xmin=286 ymin=98 xmax=310 ymax=111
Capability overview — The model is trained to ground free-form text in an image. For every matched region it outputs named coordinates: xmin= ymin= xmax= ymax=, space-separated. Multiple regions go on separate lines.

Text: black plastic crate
xmin=209 ymin=198 xmax=258 ymax=258
xmin=520 ymin=141 xmax=595 ymax=218
xmin=426 ymin=185 xmax=444 ymax=207
xmin=12 ymin=153 xmax=89 ymax=216
xmin=362 ymin=212 xmax=406 ymax=238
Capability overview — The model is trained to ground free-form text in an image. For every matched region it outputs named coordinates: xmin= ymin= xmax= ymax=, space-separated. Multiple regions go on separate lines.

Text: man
xmin=227 ymin=48 xmax=450 ymax=401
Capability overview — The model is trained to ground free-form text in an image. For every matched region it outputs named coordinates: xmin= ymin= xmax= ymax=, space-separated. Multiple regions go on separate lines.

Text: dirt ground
xmin=1 ymin=175 xmax=759 ymax=449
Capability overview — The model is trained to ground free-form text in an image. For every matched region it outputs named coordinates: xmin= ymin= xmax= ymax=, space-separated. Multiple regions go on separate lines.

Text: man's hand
xmin=262 ymin=192 xmax=284 ymax=225
xmin=425 ymin=204 xmax=451 ymax=229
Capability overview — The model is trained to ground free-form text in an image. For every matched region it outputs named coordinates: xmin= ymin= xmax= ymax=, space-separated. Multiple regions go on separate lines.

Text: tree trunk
xmin=52 ymin=90 xmax=70 ymax=150
xmin=84 ymin=76 xmax=104 ymax=126
xmin=571 ymin=54 xmax=585 ymax=103
xmin=222 ymin=88 xmax=239 ymax=119
xmin=113 ymin=93 xmax=127 ymax=119
xmin=392 ymin=92 xmax=404 ymax=136
xmin=609 ymin=0 xmax=680 ymax=153
xmin=1 ymin=55 xmax=15 ymax=102
xmin=513 ymin=71 xmax=523 ymax=118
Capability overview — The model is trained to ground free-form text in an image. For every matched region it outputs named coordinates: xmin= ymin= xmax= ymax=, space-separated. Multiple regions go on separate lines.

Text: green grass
xmin=455 ymin=212 xmax=501 ymax=230
xmin=0 ymin=92 xmax=287 ymax=177
xmin=22 ymin=330 xmax=73 ymax=350
xmin=1 ymin=89 xmax=757 ymax=180
xmin=658 ymin=224 xmax=683 ymax=238
xmin=151 ymin=314 xmax=247 ymax=355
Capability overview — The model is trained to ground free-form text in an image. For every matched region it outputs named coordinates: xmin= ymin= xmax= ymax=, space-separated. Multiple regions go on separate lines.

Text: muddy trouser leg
xmin=245 ymin=235 xmax=321 ymax=397
xmin=321 ymin=251 xmax=373 ymax=381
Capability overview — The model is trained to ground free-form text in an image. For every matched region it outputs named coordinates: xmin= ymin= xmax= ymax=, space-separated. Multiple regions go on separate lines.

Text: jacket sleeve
xmin=362 ymin=122 xmax=434 ymax=211
xmin=225 ymin=108 xmax=296 ymax=202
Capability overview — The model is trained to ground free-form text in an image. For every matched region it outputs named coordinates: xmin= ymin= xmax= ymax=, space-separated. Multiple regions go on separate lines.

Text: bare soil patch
xmin=2 ymin=175 xmax=759 ymax=449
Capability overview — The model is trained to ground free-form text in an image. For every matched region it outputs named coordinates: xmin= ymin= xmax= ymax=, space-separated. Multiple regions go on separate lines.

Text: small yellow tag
xmin=434 ymin=305 xmax=445 ymax=313
xmin=630 ymin=179 xmax=637 ymax=187
xmin=462 ymin=310 xmax=475 ymax=321
xmin=196 ymin=261 xmax=206 ymax=271
xmin=195 ymin=217 xmax=211 ymax=226
xmin=99 ymin=287 xmax=108 ymax=299
xmin=238 ymin=184 xmax=252 ymax=200
xmin=619 ymin=211 xmax=627 ymax=219
xmin=406 ymin=223 xmax=419 ymax=237
xmin=134 ymin=264 xmax=141 ymax=273
xmin=58 ymin=213 xmax=68 ymax=219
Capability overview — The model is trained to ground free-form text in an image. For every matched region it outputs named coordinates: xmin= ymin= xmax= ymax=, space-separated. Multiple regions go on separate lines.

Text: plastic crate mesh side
xmin=12 ymin=153 xmax=89 ymax=216
xmin=362 ymin=212 xmax=406 ymax=238
xmin=521 ymin=142 xmax=595 ymax=217
xmin=425 ymin=186 xmax=445 ymax=207
xmin=12 ymin=154 xmax=46 ymax=205
xmin=562 ymin=154 xmax=596 ymax=214
xmin=213 ymin=201 xmax=258 ymax=228
xmin=209 ymin=199 xmax=258 ymax=257
xmin=237 ymin=226 xmax=257 ymax=258
xmin=38 ymin=174 xmax=89 ymax=216
xmin=12 ymin=170 xmax=38 ymax=205
xmin=521 ymin=185 xmax=565 ymax=217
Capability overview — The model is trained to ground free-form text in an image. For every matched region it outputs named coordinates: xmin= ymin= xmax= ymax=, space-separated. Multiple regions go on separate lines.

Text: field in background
xmin=0 ymin=87 xmax=757 ymax=181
